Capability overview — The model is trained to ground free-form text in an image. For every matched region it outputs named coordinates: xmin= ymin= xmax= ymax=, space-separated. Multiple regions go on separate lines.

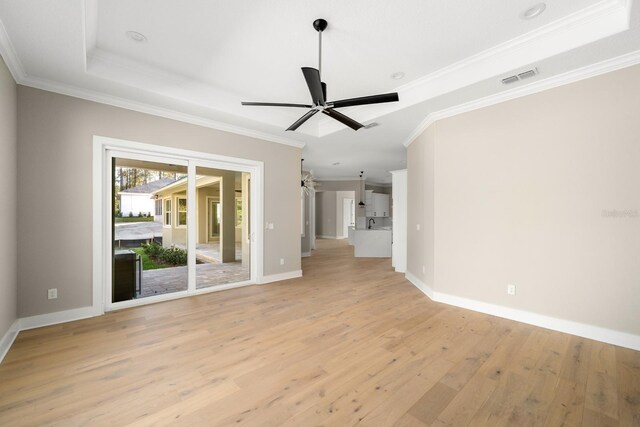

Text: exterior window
xmin=177 ymin=197 xmax=187 ymax=227
xmin=164 ymin=199 xmax=172 ymax=226
xmin=155 ymin=199 xmax=162 ymax=216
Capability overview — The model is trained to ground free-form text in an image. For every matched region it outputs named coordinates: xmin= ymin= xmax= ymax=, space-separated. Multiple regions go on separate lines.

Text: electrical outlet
xmin=280 ymin=258 xmax=285 ymax=265
xmin=268 ymin=223 xmax=274 ymax=230
xmin=48 ymin=288 xmax=58 ymax=300
xmin=422 ymin=265 xmax=426 ymax=274
xmin=416 ymin=224 xmax=421 ymax=231
xmin=507 ymin=284 xmax=516 ymax=296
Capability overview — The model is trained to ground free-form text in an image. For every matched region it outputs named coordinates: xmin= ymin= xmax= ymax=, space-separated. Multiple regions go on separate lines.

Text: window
xmin=155 ymin=199 xmax=162 ymax=216
xmin=177 ymin=197 xmax=187 ymax=227
xmin=164 ymin=199 xmax=171 ymax=226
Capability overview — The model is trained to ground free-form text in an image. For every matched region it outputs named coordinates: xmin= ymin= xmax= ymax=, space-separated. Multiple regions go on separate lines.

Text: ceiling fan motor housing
xmin=313 ymin=19 xmax=328 ymax=32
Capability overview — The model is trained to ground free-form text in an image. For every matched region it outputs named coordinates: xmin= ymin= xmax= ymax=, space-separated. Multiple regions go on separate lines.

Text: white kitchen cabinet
xmin=371 ymin=193 xmax=390 ymax=217
xmin=365 ymin=190 xmax=374 ymax=217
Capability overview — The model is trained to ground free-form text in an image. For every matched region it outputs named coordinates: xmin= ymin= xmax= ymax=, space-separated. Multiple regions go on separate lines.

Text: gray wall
xmin=317 ymin=180 xmax=366 ymax=219
xmin=0 ymin=55 xmax=17 ymax=338
xmin=17 ymin=86 xmax=301 ymax=317
xmin=315 ymin=191 xmax=337 ymax=238
xmin=407 ymin=64 xmax=640 ymax=335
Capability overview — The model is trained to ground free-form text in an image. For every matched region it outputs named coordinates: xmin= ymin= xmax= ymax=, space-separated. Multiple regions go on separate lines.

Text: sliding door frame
xmin=93 ymin=136 xmax=264 ymax=312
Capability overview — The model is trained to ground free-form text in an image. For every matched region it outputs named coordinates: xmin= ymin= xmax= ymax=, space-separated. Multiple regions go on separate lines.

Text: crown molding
xmin=0 ymin=15 xmax=25 ymax=82
xmin=403 ymin=49 xmax=640 ymax=148
xmin=0 ymin=0 xmax=633 ymax=147
xmin=21 ymin=74 xmax=305 ymax=148
xmin=315 ymin=0 xmax=632 ymax=138
xmin=0 ymin=16 xmax=305 ymax=150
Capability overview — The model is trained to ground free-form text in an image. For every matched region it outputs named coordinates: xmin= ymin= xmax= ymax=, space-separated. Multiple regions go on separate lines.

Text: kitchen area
xmin=348 ymin=188 xmax=393 ymax=257
xmin=308 ymin=170 xmax=406 ymax=270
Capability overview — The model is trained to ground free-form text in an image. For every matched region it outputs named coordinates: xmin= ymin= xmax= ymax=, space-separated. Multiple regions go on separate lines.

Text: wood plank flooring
xmin=1 ymin=239 xmax=639 ymax=426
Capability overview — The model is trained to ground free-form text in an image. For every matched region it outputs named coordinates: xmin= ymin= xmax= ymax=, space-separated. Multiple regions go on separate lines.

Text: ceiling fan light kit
xmin=242 ymin=19 xmax=399 ymax=132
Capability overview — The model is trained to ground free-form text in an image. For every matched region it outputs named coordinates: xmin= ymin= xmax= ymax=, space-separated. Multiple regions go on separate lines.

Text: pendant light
xmin=358 ymin=171 xmax=365 ymax=207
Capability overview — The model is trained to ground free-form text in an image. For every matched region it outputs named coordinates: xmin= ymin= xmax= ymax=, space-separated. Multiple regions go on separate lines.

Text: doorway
xmin=343 ymin=198 xmax=355 ymax=238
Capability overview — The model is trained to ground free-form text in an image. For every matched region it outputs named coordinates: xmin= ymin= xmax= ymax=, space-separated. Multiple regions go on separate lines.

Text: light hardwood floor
xmin=1 ymin=239 xmax=639 ymax=426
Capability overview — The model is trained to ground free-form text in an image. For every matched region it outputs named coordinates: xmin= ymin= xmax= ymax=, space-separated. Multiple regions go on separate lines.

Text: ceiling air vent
xmin=501 ymin=75 xmax=520 ymax=85
xmin=502 ymin=67 xmax=538 ymax=85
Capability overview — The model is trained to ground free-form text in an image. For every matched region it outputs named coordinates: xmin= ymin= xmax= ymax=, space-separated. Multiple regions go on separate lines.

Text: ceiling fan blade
xmin=241 ymin=102 xmax=312 ymax=108
xmin=286 ymin=109 xmax=319 ymax=131
xmin=322 ymin=108 xmax=364 ymax=131
xmin=330 ymin=92 xmax=399 ymax=109
xmin=301 ymin=67 xmax=325 ymax=106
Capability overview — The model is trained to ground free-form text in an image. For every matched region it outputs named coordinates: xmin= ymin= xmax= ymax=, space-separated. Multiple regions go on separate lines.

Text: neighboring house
xmin=152 ymin=172 xmax=249 ymax=264
xmin=119 ymin=178 xmax=177 ymax=219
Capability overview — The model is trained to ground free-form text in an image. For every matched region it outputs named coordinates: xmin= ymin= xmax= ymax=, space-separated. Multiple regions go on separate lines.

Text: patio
xmin=114 ymin=221 xmax=250 ymax=298
xmin=138 ymin=262 xmax=250 ymax=298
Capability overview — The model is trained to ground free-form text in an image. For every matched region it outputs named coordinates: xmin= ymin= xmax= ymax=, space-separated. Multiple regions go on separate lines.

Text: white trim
xmin=259 ymin=270 xmax=302 ymax=284
xmin=302 ymin=251 xmax=311 ymax=257
xmin=19 ymin=306 xmax=103 ymax=331
xmin=405 ymin=272 xmax=640 ymax=352
xmin=0 ymin=319 xmax=20 ymax=363
xmin=404 ymin=49 xmax=640 ymax=147
xmin=92 ymin=140 xmax=107 ymax=318
xmin=0 ymin=18 xmax=25 ymax=82
xmin=187 ymin=162 xmax=197 ymax=293
xmin=0 ymin=16 xmax=303 ymax=150
xmin=316 ymin=235 xmax=339 ymax=239
xmin=405 ymin=271 xmax=435 ymax=300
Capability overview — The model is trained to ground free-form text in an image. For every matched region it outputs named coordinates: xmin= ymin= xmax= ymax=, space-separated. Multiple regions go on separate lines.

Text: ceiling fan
xmin=241 ymin=19 xmax=399 ymax=132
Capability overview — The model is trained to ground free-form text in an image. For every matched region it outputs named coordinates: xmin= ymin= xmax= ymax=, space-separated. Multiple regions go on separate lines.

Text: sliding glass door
xmin=106 ymin=148 xmax=256 ymax=309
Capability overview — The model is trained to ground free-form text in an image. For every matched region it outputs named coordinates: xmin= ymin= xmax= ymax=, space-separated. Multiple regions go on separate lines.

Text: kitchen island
xmin=353 ymin=228 xmax=392 ymax=257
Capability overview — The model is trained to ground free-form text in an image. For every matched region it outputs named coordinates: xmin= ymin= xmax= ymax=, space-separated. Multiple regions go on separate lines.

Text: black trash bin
xmin=114 ymin=250 xmax=139 ymax=302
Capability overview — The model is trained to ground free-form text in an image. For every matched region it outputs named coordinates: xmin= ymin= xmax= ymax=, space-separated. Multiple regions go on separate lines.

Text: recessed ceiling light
xmin=364 ymin=122 xmax=379 ymax=129
xmin=126 ymin=31 xmax=147 ymax=42
xmin=391 ymin=72 xmax=405 ymax=80
xmin=521 ymin=3 xmax=546 ymax=20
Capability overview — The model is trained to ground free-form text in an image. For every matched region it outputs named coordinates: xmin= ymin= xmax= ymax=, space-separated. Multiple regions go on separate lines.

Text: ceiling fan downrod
xmin=313 ymin=19 xmax=328 ymax=81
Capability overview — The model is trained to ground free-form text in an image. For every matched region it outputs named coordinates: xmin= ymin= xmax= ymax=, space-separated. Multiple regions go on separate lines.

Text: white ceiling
xmin=0 ymin=0 xmax=638 ymax=183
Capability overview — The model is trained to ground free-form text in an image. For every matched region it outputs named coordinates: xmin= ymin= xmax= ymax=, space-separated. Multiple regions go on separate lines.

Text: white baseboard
xmin=19 ymin=306 xmax=103 ymax=331
xmin=405 ymin=271 xmax=640 ymax=351
xmin=316 ymin=235 xmax=338 ymax=239
xmin=302 ymin=251 xmax=311 ymax=257
xmin=260 ymin=270 xmax=303 ymax=284
xmin=405 ymin=271 xmax=435 ymax=299
xmin=0 ymin=319 xmax=20 ymax=363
